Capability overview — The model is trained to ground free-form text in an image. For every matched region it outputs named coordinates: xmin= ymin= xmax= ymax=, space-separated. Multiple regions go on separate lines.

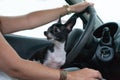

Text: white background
xmin=0 ymin=0 xmax=120 ymax=38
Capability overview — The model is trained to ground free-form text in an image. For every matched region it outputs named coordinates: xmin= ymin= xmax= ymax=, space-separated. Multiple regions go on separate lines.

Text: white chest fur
xmin=43 ymin=41 xmax=66 ymax=69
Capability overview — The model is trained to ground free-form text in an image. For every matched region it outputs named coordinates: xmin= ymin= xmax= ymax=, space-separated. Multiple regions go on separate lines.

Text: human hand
xmin=67 ymin=68 xmax=103 ymax=80
xmin=70 ymin=1 xmax=94 ymax=13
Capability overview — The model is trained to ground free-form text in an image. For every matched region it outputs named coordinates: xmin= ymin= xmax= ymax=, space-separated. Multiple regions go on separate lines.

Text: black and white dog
xmin=43 ymin=14 xmax=78 ymax=69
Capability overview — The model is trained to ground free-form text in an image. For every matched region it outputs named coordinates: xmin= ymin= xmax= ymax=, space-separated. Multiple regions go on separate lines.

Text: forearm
xmin=8 ymin=59 xmax=73 ymax=80
xmin=0 ymin=6 xmax=68 ymax=34
xmin=26 ymin=7 xmax=68 ymax=29
xmin=11 ymin=60 xmax=60 ymax=80
xmin=10 ymin=59 xmax=74 ymax=80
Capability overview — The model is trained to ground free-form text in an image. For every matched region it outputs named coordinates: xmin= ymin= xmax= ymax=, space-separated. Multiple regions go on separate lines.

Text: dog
xmin=43 ymin=14 xmax=78 ymax=69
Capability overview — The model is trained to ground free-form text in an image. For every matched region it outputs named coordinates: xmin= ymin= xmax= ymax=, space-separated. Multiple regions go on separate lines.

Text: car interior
xmin=3 ymin=0 xmax=120 ymax=80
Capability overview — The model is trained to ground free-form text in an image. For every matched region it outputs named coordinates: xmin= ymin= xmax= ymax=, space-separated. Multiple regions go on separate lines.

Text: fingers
xmin=86 ymin=1 xmax=94 ymax=6
xmin=67 ymin=68 xmax=104 ymax=80
xmin=93 ymin=70 xmax=103 ymax=79
xmin=82 ymin=68 xmax=103 ymax=80
xmin=71 ymin=1 xmax=94 ymax=12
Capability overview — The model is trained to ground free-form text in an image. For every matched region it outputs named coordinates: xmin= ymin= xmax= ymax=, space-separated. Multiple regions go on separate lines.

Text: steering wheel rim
xmin=64 ymin=6 xmax=97 ymax=66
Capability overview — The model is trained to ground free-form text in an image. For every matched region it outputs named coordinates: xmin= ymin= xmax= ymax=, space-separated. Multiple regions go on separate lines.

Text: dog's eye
xmin=56 ymin=28 xmax=60 ymax=32
xmin=54 ymin=28 xmax=60 ymax=33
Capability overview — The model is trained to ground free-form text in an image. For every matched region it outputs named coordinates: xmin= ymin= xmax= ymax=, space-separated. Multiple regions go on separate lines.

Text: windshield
xmin=90 ymin=0 xmax=120 ymax=22
xmin=0 ymin=0 xmax=120 ymax=37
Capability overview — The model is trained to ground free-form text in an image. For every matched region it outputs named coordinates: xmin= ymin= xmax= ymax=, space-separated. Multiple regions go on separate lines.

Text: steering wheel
xmin=64 ymin=6 xmax=97 ymax=66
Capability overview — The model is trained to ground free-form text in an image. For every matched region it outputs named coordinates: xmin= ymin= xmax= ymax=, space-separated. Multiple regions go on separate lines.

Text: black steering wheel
xmin=64 ymin=6 xmax=97 ymax=66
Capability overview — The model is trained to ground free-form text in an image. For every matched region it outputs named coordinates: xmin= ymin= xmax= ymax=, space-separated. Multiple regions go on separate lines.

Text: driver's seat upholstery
xmin=65 ymin=28 xmax=83 ymax=53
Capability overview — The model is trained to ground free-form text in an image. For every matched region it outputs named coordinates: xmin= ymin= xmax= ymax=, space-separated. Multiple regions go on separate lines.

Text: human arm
xmin=0 ymin=1 xmax=93 ymax=34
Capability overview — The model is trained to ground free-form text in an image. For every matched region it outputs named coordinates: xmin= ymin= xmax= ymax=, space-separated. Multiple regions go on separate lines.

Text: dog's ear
xmin=57 ymin=16 xmax=62 ymax=24
xmin=64 ymin=13 xmax=78 ymax=31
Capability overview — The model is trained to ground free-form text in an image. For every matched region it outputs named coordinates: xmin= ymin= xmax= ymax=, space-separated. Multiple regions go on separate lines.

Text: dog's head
xmin=44 ymin=14 xmax=78 ymax=42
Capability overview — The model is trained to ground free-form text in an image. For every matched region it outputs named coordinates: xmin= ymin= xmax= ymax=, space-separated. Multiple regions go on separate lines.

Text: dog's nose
xmin=44 ymin=31 xmax=47 ymax=36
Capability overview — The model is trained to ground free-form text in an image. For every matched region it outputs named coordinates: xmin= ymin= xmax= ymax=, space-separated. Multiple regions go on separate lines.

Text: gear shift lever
xmin=101 ymin=27 xmax=112 ymax=46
